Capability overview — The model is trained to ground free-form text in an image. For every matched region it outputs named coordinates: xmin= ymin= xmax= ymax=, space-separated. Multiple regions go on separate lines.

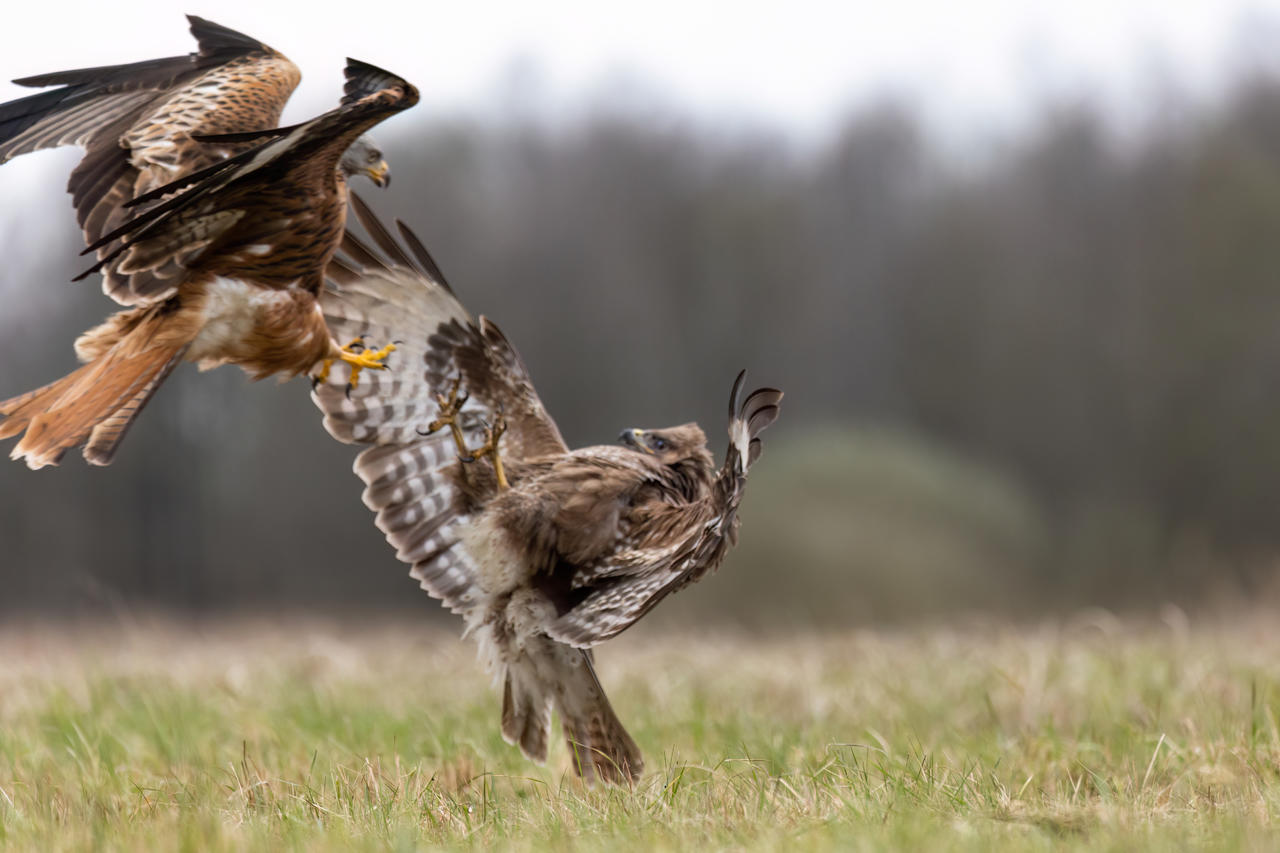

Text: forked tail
xmin=0 ymin=332 xmax=185 ymax=468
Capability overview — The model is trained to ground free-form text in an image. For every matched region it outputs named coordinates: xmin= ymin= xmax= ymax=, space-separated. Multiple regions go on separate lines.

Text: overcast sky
xmin=1 ymin=1 xmax=1277 ymax=130
xmin=0 ymin=0 xmax=1278 ymax=240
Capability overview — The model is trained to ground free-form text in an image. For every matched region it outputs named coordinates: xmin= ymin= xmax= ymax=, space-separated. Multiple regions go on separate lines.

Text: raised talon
xmin=339 ymin=339 xmax=396 ymax=391
xmin=421 ymin=376 xmax=470 ymax=456
xmin=468 ymin=412 xmax=509 ymax=490
xmin=311 ymin=360 xmax=333 ymax=389
xmin=420 ymin=377 xmax=508 ymax=490
xmin=311 ymin=337 xmax=393 ymax=392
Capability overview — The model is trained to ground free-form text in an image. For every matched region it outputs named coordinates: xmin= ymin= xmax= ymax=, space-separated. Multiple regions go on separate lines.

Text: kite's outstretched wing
xmin=0 ymin=15 xmax=301 ymax=305
xmin=76 ymin=61 xmax=418 ymax=298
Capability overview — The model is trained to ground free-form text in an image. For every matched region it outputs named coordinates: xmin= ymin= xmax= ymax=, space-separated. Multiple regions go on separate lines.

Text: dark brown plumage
xmin=0 ymin=61 xmax=418 ymax=468
xmin=0 ymin=17 xmax=393 ymax=304
xmin=0 ymin=16 xmax=305 ymax=304
xmin=313 ymin=196 xmax=782 ymax=784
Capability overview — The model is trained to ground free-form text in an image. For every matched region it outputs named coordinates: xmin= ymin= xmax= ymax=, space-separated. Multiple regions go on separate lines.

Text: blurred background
xmin=3 ymin=1 xmax=1280 ymax=627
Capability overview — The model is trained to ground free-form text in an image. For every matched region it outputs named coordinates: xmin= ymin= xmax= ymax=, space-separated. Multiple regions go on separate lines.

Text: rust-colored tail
xmin=0 ymin=331 xmax=186 ymax=469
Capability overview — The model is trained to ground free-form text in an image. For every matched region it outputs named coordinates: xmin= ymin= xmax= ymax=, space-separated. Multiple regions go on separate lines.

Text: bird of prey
xmin=0 ymin=15 xmax=391 ymax=307
xmin=0 ymin=61 xmax=419 ymax=468
xmin=313 ymin=196 xmax=782 ymax=784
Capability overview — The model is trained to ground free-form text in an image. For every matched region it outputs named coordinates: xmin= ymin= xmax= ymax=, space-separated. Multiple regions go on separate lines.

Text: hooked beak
xmin=367 ymin=159 xmax=391 ymax=188
xmin=618 ymin=428 xmax=652 ymax=453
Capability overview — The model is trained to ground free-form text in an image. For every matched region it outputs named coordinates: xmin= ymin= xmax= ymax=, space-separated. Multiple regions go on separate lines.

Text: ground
xmin=1 ymin=613 xmax=1279 ymax=850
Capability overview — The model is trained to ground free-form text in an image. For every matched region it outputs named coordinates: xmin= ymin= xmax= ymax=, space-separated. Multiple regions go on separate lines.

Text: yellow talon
xmin=312 ymin=359 xmax=333 ymax=387
xmin=338 ymin=338 xmax=396 ymax=390
xmin=467 ymin=413 xmax=509 ymax=490
xmin=312 ymin=337 xmax=394 ymax=390
xmin=424 ymin=376 xmax=470 ymax=456
xmin=421 ymin=377 xmax=508 ymax=490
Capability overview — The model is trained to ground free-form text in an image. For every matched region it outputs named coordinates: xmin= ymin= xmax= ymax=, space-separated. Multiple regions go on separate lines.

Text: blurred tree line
xmin=5 ymin=67 xmax=1280 ymax=623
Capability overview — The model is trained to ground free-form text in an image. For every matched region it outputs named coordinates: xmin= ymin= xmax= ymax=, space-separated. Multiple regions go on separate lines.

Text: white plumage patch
xmin=188 ymin=275 xmax=295 ymax=363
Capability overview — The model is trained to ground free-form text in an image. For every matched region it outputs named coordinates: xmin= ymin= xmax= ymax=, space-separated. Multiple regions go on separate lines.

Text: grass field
xmin=2 ymin=613 xmax=1280 ymax=850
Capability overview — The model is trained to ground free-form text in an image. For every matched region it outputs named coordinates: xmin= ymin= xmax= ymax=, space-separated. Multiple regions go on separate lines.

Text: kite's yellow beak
xmin=367 ymin=159 xmax=391 ymax=188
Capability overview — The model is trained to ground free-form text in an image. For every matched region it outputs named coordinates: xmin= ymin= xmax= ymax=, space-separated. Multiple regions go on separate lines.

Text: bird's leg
xmin=312 ymin=336 xmax=395 ymax=391
xmin=421 ymin=376 xmax=471 ymax=457
xmin=462 ymin=412 xmax=509 ymax=490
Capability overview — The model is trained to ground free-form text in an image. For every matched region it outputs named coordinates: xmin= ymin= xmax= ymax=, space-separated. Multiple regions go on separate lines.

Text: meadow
xmin=1 ymin=613 xmax=1279 ymax=850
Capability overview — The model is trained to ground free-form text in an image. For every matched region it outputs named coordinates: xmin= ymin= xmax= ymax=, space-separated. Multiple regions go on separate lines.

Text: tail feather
xmin=559 ymin=650 xmax=643 ymax=785
xmin=84 ymin=347 xmax=185 ymax=466
xmin=501 ymin=639 xmax=642 ymax=785
xmin=501 ymin=665 xmax=553 ymax=763
xmin=0 ymin=339 xmax=184 ymax=469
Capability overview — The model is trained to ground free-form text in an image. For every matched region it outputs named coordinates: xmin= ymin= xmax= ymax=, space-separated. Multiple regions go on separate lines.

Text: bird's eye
xmin=368 ymin=150 xmax=381 ymax=162
xmin=651 ymin=437 xmax=667 ymax=450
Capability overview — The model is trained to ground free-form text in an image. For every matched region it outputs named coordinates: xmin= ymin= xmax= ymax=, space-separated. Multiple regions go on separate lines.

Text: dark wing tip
xmin=191 ymin=125 xmax=298 ymax=145
xmin=395 ymin=219 xmax=454 ymax=293
xmin=742 ymin=387 xmax=783 ymax=432
xmin=729 ymin=369 xmax=747 ymax=421
xmin=187 ymin=15 xmax=271 ymax=57
xmin=746 ymin=402 xmax=781 ymax=435
xmin=346 ymin=192 xmax=413 ymax=269
xmin=341 ymin=58 xmax=419 ymax=108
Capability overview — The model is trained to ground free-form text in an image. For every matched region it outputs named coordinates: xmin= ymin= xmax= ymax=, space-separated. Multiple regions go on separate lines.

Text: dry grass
xmin=2 ymin=612 xmax=1280 ymax=849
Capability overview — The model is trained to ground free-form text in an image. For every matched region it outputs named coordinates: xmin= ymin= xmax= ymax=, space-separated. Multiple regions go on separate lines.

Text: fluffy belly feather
xmin=188 ymin=277 xmax=290 ymax=361
xmin=186 ymin=276 xmax=324 ymax=374
xmin=461 ymin=513 xmax=528 ymax=596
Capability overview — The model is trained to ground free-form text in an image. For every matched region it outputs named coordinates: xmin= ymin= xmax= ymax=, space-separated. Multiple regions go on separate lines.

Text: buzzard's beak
xmin=367 ymin=160 xmax=391 ymax=188
xmin=619 ymin=428 xmax=652 ymax=453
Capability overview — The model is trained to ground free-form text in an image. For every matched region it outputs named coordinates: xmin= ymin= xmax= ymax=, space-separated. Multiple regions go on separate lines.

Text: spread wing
xmin=545 ymin=373 xmax=782 ymax=647
xmin=312 ymin=195 xmax=568 ymax=615
xmin=315 ymin=193 xmax=568 ymax=457
xmin=73 ymin=60 xmax=418 ymax=295
xmin=0 ymin=16 xmax=301 ymax=305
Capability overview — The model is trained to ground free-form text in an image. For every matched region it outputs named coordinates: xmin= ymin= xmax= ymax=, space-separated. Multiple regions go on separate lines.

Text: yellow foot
xmin=463 ymin=412 xmax=509 ymax=490
xmin=313 ymin=337 xmax=396 ymax=392
xmin=339 ymin=337 xmax=396 ymax=390
xmin=420 ymin=375 xmax=470 ymax=456
xmin=418 ymin=377 xmax=509 ymax=490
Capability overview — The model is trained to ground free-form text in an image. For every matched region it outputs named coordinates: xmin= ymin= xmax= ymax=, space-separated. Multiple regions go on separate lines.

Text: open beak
xmin=367 ymin=160 xmax=391 ymax=188
xmin=618 ymin=428 xmax=652 ymax=453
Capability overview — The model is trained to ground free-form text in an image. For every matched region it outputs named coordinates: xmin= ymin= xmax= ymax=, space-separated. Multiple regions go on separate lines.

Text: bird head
xmin=341 ymin=136 xmax=390 ymax=187
xmin=619 ymin=422 xmax=709 ymax=466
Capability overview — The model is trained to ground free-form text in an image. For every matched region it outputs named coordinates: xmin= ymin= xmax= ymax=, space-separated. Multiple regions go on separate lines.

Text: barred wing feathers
xmin=313 ymin=195 xmax=566 ymax=616
xmin=317 ymin=192 xmax=567 ymax=456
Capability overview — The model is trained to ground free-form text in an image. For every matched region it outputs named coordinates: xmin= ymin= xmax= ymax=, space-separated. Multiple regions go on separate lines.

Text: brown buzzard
xmin=313 ymin=196 xmax=782 ymax=784
xmin=0 ymin=61 xmax=418 ymax=468
xmin=0 ymin=15 xmax=390 ymax=307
